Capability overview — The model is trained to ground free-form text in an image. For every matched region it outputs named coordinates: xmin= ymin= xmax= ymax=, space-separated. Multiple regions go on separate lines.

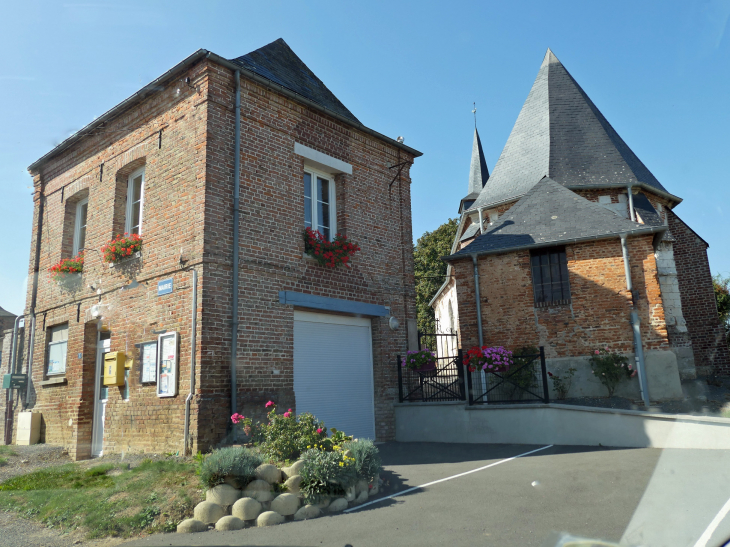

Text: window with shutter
xmin=530 ymin=247 xmax=571 ymax=307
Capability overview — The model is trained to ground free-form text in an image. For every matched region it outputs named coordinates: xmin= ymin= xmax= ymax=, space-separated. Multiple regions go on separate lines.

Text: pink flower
xmin=594 ymin=350 xmax=600 ymax=355
xmin=265 ymin=401 xmax=275 ymax=408
xmin=283 ymin=411 xmax=291 ymax=418
xmin=605 ymin=347 xmax=609 ymax=351
xmin=288 ymin=408 xmax=292 ymax=413
xmin=316 ymin=428 xmax=323 ymax=434
xmin=631 ymin=371 xmax=637 ymax=378
xmin=231 ymin=413 xmax=244 ymax=424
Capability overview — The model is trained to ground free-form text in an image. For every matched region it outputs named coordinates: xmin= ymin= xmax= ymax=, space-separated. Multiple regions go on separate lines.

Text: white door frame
xmin=91 ymin=336 xmax=110 ymax=457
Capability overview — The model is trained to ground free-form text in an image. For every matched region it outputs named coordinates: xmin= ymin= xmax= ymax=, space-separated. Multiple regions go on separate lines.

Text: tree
xmin=414 ymin=218 xmax=459 ymax=334
xmin=714 ymin=274 xmax=730 ymax=345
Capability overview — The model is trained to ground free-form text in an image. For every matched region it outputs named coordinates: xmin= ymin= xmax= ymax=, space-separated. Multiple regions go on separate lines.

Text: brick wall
xmin=5 ymin=56 xmax=416 ymax=457
xmin=668 ymin=210 xmax=729 ymax=375
xmin=452 ymin=236 xmax=668 ymax=358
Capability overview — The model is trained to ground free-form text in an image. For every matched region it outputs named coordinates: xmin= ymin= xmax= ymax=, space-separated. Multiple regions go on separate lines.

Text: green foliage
xmin=198 ymin=446 xmax=262 ymax=489
xmin=342 ymin=439 xmax=381 ymax=483
xmin=254 ymin=408 xmax=328 ymax=462
xmin=414 ymin=218 xmax=459 ymax=333
xmin=0 ymin=464 xmax=116 ymax=491
xmin=299 ymin=448 xmax=358 ymax=504
xmin=589 ymin=348 xmax=634 ymax=397
xmin=549 ymin=367 xmax=577 ymax=400
xmin=505 ymin=346 xmax=539 ymax=397
xmin=714 ymin=274 xmax=730 ymax=345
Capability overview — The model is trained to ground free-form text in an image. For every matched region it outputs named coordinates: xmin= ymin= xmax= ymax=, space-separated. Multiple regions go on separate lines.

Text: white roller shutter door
xmin=293 ymin=310 xmax=375 ymax=440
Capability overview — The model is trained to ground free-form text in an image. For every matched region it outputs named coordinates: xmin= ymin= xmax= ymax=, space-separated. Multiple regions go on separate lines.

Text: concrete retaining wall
xmin=395 ymin=402 xmax=730 ymax=449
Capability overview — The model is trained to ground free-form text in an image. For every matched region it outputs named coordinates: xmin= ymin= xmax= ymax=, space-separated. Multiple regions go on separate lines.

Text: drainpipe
xmin=620 ymin=234 xmax=650 ymax=407
xmin=472 ymin=255 xmax=484 ymax=347
xmin=183 ymin=267 xmax=197 ymax=455
xmin=627 ymin=184 xmax=636 ymax=222
xmin=4 ymin=315 xmax=24 ymax=445
xmin=23 ymin=316 xmax=36 ymax=410
xmin=230 ymin=70 xmax=241 ymax=424
xmin=477 ymin=208 xmax=485 ymax=235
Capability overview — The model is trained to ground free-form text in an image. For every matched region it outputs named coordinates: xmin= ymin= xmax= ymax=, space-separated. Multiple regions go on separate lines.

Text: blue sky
xmin=1 ymin=0 xmax=729 ymax=315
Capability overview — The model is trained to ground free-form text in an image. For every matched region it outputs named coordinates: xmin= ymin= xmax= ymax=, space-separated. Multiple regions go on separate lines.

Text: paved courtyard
xmin=123 ymin=442 xmax=730 ymax=547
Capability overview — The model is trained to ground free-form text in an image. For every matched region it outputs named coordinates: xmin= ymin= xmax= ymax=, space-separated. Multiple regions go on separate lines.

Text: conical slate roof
xmin=459 ymin=127 xmax=490 ymax=212
xmin=468 ymin=49 xmax=672 ymax=211
xmin=449 ymin=178 xmax=663 ymax=259
xmin=231 ymin=38 xmax=360 ymax=124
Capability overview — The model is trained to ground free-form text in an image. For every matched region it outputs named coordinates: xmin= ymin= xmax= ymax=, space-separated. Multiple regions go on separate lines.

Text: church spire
xmin=459 ymin=108 xmax=490 ymax=213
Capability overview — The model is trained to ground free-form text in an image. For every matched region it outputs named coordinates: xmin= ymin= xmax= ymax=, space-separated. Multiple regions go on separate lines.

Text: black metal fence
xmin=397 ymin=350 xmax=466 ymax=402
xmin=467 ymin=347 xmax=549 ymax=405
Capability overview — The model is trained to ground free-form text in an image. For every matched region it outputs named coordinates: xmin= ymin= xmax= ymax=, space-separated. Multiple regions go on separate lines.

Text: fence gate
xmin=397 ymin=328 xmax=465 ymax=402
xmin=467 ymin=347 xmax=550 ymax=405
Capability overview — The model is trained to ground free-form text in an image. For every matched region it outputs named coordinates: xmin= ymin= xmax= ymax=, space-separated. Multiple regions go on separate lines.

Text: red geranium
xmin=49 ymin=252 xmax=84 ymax=278
xmin=101 ymin=233 xmax=142 ymax=264
xmin=304 ymin=227 xmax=360 ymax=269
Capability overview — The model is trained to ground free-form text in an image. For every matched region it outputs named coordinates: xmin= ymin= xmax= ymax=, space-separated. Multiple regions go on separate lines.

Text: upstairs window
xmin=72 ymin=198 xmax=88 ymax=255
xmin=125 ymin=167 xmax=145 ymax=235
xmin=303 ymin=169 xmax=336 ymax=241
xmin=47 ymin=324 xmax=69 ymax=376
xmin=530 ymin=246 xmax=571 ymax=307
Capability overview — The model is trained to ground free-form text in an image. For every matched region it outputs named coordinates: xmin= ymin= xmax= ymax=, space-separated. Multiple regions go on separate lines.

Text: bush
xmin=342 ymin=439 xmax=381 ymax=483
xmin=198 ymin=447 xmax=263 ymax=489
xmin=299 ymin=449 xmax=358 ymax=503
xmin=589 ymin=348 xmax=634 ymax=397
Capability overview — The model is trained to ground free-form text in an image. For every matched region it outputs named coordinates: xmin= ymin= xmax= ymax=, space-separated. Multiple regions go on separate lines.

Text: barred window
xmin=530 ymin=247 xmax=571 ymax=306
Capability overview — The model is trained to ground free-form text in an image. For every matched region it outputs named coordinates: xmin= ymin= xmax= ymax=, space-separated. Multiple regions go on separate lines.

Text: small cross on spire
xmin=472 ymin=102 xmax=477 ymax=128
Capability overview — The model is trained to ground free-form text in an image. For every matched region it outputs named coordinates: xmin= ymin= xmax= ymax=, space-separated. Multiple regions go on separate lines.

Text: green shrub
xmin=589 ymin=348 xmax=634 ymax=397
xmin=299 ymin=449 xmax=358 ymax=504
xmin=342 ymin=439 xmax=381 ymax=483
xmin=250 ymin=405 xmax=327 ymax=462
xmin=198 ymin=447 xmax=262 ymax=489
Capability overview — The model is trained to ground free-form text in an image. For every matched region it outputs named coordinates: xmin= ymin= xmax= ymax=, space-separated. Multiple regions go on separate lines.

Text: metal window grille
xmin=530 ymin=247 xmax=571 ymax=306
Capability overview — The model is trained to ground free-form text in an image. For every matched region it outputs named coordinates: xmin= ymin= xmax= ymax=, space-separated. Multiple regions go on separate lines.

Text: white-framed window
xmin=47 ymin=324 xmax=69 ymax=376
xmin=125 ymin=167 xmax=145 ymax=235
xmin=303 ymin=168 xmax=336 ymax=241
xmin=72 ymin=197 xmax=88 ymax=256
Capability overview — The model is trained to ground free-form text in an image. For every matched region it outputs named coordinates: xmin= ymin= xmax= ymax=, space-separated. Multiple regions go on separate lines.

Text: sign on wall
xmin=158 ymin=279 xmax=173 ymax=296
xmin=156 ymin=332 xmax=178 ymax=398
xmin=139 ymin=341 xmax=158 ymax=384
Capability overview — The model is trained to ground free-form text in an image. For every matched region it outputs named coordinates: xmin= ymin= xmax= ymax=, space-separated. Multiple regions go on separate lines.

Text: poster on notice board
xmin=157 ymin=332 xmax=178 ymax=397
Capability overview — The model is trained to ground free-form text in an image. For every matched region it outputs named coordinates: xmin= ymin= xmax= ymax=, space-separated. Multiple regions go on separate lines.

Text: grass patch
xmin=0 ymin=458 xmax=203 ymax=539
xmin=0 ymin=445 xmax=16 ymax=466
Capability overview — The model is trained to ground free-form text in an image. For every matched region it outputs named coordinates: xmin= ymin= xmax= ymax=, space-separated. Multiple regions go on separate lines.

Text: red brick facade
xmin=668 ymin=211 xmax=730 ymax=375
xmin=1 ymin=56 xmax=417 ymax=458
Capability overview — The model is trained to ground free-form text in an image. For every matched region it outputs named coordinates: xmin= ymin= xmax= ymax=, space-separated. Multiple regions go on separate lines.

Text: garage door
xmin=293 ymin=310 xmax=375 ymax=440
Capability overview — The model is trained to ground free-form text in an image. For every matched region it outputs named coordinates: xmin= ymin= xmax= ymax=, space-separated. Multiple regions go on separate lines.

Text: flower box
xmin=102 ymin=234 xmax=142 ymax=265
xmin=303 ymin=228 xmax=360 ymax=268
xmin=49 ymin=253 xmax=84 ymax=291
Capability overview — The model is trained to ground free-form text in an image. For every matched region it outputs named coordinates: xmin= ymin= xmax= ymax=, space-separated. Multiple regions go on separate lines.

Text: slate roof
xmin=230 ymin=38 xmax=360 ymax=124
xmin=467 ymin=49 xmax=675 ymax=212
xmin=460 ymin=223 xmax=481 ymax=241
xmin=632 ymin=192 xmax=663 ymax=227
xmin=0 ymin=305 xmax=16 ymax=318
xmin=459 ymin=127 xmax=490 ymax=213
xmin=448 ymin=178 xmax=663 ymax=260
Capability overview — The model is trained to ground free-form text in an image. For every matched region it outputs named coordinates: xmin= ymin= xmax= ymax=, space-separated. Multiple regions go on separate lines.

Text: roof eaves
xmin=443 ymin=225 xmax=666 ymax=262
xmin=207 ymin=52 xmax=423 ymax=158
xmin=28 ymin=49 xmax=210 ymax=172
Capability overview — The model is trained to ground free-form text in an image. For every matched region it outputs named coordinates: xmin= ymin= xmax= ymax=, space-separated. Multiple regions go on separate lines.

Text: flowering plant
xmin=589 ymin=348 xmax=635 ymax=397
xmin=303 ymin=227 xmax=360 ymax=269
xmin=49 ymin=252 xmax=84 ymax=278
xmin=548 ymin=367 xmax=577 ymax=400
xmin=464 ymin=346 xmax=513 ymax=373
xmin=101 ymin=233 xmax=142 ymax=264
xmin=401 ymin=349 xmax=437 ymax=371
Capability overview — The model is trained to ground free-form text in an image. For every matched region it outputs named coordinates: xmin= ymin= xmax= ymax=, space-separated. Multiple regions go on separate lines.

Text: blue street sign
xmin=158 ymin=279 xmax=173 ymax=296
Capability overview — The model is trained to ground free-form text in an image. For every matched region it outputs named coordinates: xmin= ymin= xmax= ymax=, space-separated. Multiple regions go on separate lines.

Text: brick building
xmin=2 ymin=39 xmax=421 ymax=458
xmin=432 ymin=50 xmax=728 ymax=400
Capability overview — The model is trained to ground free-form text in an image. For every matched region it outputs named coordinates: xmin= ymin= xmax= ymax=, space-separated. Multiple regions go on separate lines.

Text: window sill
xmin=534 ymin=299 xmax=572 ymax=309
xmin=109 ymin=251 xmax=142 ymax=268
xmin=302 ymin=252 xmax=318 ymax=262
xmin=40 ymin=376 xmax=67 ymax=387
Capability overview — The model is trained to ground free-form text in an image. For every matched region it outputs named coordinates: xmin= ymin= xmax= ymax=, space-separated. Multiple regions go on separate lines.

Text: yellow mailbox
xmin=104 ymin=352 xmax=126 ymax=386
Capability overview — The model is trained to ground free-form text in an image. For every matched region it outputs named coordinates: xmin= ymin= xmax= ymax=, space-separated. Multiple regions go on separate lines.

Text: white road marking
xmin=344 ymin=444 xmax=554 ymax=513
xmin=693 ymin=495 xmax=730 ymax=547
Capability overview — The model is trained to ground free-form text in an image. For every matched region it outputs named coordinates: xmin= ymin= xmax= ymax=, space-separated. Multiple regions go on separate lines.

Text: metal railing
xmin=467 ymin=347 xmax=549 ymax=405
xmin=397 ymin=350 xmax=466 ymax=402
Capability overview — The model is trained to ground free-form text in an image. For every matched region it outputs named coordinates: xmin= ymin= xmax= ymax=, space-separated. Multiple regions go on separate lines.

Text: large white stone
xmin=232 ymin=497 xmax=262 ymax=521
xmin=215 ymin=516 xmax=244 ymax=531
xmin=255 ymin=464 xmax=282 ymax=484
xmin=257 ymin=510 xmax=285 ymax=527
xmin=328 ymin=497 xmax=348 ymax=512
xmin=355 ymin=490 xmax=368 ymax=504
xmin=282 ymin=459 xmax=305 ymax=479
xmin=355 ymin=480 xmax=369 ymax=495
xmin=243 ymin=479 xmax=274 ymax=502
xmin=294 ymin=504 xmax=321 ymax=521
xmin=177 ymin=519 xmax=207 ymax=533
xmin=193 ymin=501 xmax=225 ymax=524
xmin=206 ymin=484 xmax=241 ymax=506
xmin=271 ymin=493 xmax=299 ymax=516
xmin=284 ymin=474 xmax=303 ymax=494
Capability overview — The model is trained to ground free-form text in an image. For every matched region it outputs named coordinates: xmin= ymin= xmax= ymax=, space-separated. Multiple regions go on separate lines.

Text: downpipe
xmin=472 ymin=254 xmax=484 ymax=346
xmin=183 ymin=268 xmax=197 ymax=455
xmin=620 ymin=234 xmax=650 ymax=407
xmin=230 ymin=70 xmax=241 ymax=429
xmin=23 ymin=315 xmax=36 ymax=410
xmin=4 ymin=314 xmax=24 ymax=445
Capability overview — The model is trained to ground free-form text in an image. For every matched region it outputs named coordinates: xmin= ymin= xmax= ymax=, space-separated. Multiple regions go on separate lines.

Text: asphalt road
xmin=123 ymin=443 xmax=730 ymax=547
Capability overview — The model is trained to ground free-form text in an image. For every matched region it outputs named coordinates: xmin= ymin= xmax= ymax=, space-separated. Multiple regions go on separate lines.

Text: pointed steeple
xmin=460 ymin=125 xmax=490 ymax=213
xmin=467 ymin=48 xmax=674 ymax=212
